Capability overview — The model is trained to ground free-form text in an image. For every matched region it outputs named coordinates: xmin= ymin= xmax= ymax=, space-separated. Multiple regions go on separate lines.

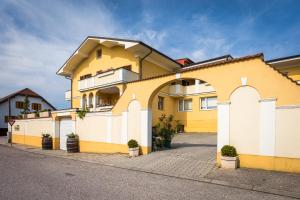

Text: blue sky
xmin=0 ymin=0 xmax=299 ymax=109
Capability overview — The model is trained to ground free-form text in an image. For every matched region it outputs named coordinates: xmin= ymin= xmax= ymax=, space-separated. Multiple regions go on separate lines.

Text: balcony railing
xmin=65 ymin=90 xmax=71 ymax=101
xmin=78 ymin=68 xmax=139 ymax=91
xmin=169 ymin=83 xmax=215 ymax=96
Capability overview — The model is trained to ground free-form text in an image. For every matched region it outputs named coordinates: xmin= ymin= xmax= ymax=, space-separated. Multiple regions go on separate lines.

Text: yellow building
xmin=12 ymin=36 xmax=300 ymax=173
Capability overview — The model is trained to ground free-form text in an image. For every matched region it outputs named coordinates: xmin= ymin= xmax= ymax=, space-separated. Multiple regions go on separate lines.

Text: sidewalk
xmin=1 ymin=140 xmax=300 ymax=199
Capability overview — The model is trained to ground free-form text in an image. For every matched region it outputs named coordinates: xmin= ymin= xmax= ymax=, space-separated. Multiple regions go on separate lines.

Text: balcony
xmin=65 ymin=90 xmax=71 ymax=101
xmin=169 ymin=83 xmax=215 ymax=96
xmin=78 ymin=68 xmax=139 ymax=91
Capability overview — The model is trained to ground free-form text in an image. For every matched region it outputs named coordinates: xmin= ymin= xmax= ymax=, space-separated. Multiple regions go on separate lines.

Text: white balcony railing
xmin=65 ymin=90 xmax=71 ymax=101
xmin=169 ymin=83 xmax=215 ymax=96
xmin=78 ymin=68 xmax=139 ymax=91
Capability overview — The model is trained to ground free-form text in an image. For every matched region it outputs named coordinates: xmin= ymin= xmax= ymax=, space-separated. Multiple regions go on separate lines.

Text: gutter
xmin=139 ymin=48 xmax=153 ymax=80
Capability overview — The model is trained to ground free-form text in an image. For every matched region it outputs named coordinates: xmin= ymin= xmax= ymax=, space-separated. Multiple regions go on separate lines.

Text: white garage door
xmin=59 ymin=118 xmax=73 ymax=150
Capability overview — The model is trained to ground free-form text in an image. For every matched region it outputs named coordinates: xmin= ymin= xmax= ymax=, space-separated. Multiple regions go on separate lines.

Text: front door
xmin=59 ymin=118 xmax=73 ymax=150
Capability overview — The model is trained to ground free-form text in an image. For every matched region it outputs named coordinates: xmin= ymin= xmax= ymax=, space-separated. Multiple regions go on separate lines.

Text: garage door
xmin=59 ymin=118 xmax=73 ymax=150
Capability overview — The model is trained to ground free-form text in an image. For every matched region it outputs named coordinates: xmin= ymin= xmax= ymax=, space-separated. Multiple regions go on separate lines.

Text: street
xmin=0 ymin=145 xmax=295 ymax=200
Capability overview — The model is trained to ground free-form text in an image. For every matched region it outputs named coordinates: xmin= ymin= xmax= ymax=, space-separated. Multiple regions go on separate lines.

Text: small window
xmin=32 ymin=103 xmax=42 ymax=111
xmin=16 ymin=101 xmax=24 ymax=109
xmin=96 ymin=49 xmax=102 ymax=59
xmin=158 ymin=96 xmax=164 ymax=110
xmin=201 ymin=97 xmax=217 ymax=110
xmin=178 ymin=99 xmax=192 ymax=112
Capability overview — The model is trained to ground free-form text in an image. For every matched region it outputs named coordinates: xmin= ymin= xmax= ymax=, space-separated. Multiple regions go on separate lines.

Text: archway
xmin=149 ymin=77 xmax=218 ymax=162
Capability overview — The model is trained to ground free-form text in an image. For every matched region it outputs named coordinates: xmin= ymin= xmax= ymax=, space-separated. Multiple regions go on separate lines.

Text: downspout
xmin=139 ymin=48 xmax=153 ymax=80
xmin=66 ymin=75 xmax=72 ymax=108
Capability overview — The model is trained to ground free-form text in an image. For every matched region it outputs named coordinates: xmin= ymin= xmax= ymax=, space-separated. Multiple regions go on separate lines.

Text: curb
xmin=1 ymin=144 xmax=300 ymax=199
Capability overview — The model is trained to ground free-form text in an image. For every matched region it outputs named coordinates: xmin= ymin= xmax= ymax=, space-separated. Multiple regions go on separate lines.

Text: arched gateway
xmin=111 ymin=54 xmax=300 ymax=171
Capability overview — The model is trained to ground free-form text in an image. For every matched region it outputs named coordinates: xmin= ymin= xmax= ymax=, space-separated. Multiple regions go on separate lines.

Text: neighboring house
xmin=11 ymin=36 xmax=300 ymax=173
xmin=0 ymin=88 xmax=56 ymax=135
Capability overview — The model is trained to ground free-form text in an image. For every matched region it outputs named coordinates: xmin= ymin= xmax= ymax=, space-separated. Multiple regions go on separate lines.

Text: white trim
xmin=217 ymin=103 xmax=230 ymax=151
xmin=276 ymin=105 xmax=300 ymax=109
xmin=267 ymin=57 xmax=300 ymax=65
xmin=241 ymin=77 xmax=247 ymax=86
xmin=121 ymin=111 xmax=128 ymax=144
xmin=259 ymin=99 xmax=276 ymax=156
xmin=259 ymin=98 xmax=277 ymax=102
xmin=175 ymin=73 xmax=181 ymax=79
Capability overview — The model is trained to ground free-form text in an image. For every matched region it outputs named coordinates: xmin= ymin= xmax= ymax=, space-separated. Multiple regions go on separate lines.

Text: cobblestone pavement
xmin=4 ymin=133 xmax=217 ymax=180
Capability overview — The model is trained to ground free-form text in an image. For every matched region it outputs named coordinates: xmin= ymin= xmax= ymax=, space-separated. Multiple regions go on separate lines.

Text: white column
xmin=106 ymin=116 xmax=112 ymax=143
xmin=195 ymin=79 xmax=200 ymax=93
xmin=80 ymin=97 xmax=83 ymax=108
xmin=217 ymin=102 xmax=230 ymax=151
xmin=93 ymin=95 xmax=96 ymax=111
xmin=259 ymin=98 xmax=276 ymax=156
xmin=140 ymin=109 xmax=152 ymax=147
xmin=121 ymin=111 xmax=128 ymax=144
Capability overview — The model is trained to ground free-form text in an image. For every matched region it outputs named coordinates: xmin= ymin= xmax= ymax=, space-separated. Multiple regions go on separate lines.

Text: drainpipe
xmin=66 ymin=75 xmax=72 ymax=108
xmin=139 ymin=48 xmax=153 ymax=80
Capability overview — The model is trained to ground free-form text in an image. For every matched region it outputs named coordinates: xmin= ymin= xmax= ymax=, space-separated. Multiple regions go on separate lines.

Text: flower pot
xmin=40 ymin=111 xmax=51 ymax=117
xmin=22 ymin=114 xmax=27 ymax=119
xmin=42 ymin=137 xmax=53 ymax=150
xmin=163 ymin=140 xmax=171 ymax=148
xmin=67 ymin=137 xmax=79 ymax=153
xmin=221 ymin=156 xmax=238 ymax=169
xmin=27 ymin=113 xmax=37 ymax=118
xmin=128 ymin=147 xmax=139 ymax=157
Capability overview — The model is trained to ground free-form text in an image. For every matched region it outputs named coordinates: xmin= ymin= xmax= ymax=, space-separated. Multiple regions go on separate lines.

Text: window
xmin=178 ymin=99 xmax=192 ymax=111
xmin=16 ymin=101 xmax=24 ymax=109
xmin=200 ymin=97 xmax=217 ymax=110
xmin=96 ymin=48 xmax=102 ymax=59
xmin=158 ymin=96 xmax=164 ymax=110
xmin=31 ymin=103 xmax=42 ymax=111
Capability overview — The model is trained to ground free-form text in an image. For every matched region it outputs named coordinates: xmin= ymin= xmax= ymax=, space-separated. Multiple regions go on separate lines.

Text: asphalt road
xmin=0 ymin=145 xmax=295 ymax=200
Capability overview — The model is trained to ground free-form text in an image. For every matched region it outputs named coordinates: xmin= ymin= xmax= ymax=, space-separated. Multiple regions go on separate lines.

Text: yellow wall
xmin=217 ymin=153 xmax=300 ymax=173
xmin=277 ymin=66 xmax=300 ymax=81
xmin=71 ymin=45 xmax=172 ymax=108
xmin=151 ymin=92 xmax=217 ymax=133
xmin=142 ymin=60 xmax=171 ymax=79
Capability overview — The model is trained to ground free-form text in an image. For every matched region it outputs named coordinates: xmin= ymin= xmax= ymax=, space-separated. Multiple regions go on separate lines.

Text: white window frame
xmin=178 ymin=99 xmax=192 ymax=112
xmin=200 ymin=96 xmax=217 ymax=110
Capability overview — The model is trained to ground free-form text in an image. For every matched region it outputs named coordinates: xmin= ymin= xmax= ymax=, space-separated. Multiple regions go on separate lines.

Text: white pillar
xmin=80 ymin=97 xmax=83 ymax=109
xmin=93 ymin=95 xmax=96 ymax=111
xmin=121 ymin=111 xmax=128 ymax=144
xmin=259 ymin=98 xmax=276 ymax=156
xmin=140 ymin=109 xmax=152 ymax=148
xmin=217 ymin=101 xmax=230 ymax=151
xmin=195 ymin=79 xmax=200 ymax=93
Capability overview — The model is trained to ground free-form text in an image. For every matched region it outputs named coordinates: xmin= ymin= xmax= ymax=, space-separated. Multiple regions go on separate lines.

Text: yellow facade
xmin=12 ymin=134 xmax=60 ymax=150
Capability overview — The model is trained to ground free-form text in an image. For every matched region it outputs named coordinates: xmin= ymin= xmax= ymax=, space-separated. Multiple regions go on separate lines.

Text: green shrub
xmin=76 ymin=108 xmax=88 ymax=119
xmin=127 ymin=139 xmax=138 ymax=148
xmin=221 ymin=145 xmax=237 ymax=157
xmin=42 ymin=133 xmax=52 ymax=138
xmin=156 ymin=114 xmax=176 ymax=148
xmin=67 ymin=133 xmax=78 ymax=139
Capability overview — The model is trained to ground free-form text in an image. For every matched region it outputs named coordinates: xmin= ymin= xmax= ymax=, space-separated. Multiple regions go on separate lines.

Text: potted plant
xmin=156 ymin=114 xmax=176 ymax=148
xmin=66 ymin=133 xmax=79 ymax=153
xmin=42 ymin=133 xmax=53 ymax=150
xmin=27 ymin=112 xmax=37 ymax=118
xmin=221 ymin=145 xmax=238 ymax=169
xmin=127 ymin=139 xmax=139 ymax=157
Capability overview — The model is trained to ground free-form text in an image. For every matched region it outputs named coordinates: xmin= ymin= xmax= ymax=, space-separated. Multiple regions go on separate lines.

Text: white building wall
xmin=0 ymin=95 xmax=54 ymax=129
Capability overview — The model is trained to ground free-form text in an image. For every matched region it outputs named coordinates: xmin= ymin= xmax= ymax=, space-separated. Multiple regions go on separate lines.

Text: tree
xmin=23 ymin=96 xmax=30 ymax=114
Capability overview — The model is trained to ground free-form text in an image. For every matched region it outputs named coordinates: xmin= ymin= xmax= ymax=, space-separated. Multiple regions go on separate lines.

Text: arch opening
xmin=148 ymin=77 xmax=218 ymax=155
